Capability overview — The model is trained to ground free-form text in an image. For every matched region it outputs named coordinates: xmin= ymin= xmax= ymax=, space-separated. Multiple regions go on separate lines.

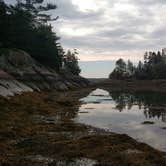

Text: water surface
xmin=76 ymin=89 xmax=166 ymax=151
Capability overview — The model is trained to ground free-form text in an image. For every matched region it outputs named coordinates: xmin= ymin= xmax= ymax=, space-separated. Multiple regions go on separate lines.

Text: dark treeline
xmin=0 ymin=0 xmax=80 ymax=75
xmin=109 ymin=49 xmax=166 ymax=79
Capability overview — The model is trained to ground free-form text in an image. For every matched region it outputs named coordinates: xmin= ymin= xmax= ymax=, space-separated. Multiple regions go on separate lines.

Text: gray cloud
xmin=51 ymin=0 xmax=166 ymax=61
xmin=5 ymin=0 xmax=166 ymax=61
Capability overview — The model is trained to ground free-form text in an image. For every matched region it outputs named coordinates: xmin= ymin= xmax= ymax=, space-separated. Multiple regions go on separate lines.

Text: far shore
xmin=89 ymin=78 xmax=166 ymax=92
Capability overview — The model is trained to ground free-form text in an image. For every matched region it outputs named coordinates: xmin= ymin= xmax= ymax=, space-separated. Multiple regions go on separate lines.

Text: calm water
xmin=76 ymin=89 xmax=166 ymax=152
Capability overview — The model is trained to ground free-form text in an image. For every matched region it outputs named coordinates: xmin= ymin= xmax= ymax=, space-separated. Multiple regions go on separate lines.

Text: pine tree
xmin=63 ymin=50 xmax=81 ymax=75
xmin=0 ymin=0 xmax=62 ymax=70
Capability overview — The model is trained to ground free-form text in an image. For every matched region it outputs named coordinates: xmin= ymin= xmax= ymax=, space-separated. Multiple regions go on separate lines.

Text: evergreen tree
xmin=0 ymin=0 xmax=11 ymax=47
xmin=0 ymin=0 xmax=62 ymax=70
xmin=127 ymin=60 xmax=135 ymax=76
xmin=116 ymin=58 xmax=126 ymax=71
xmin=109 ymin=58 xmax=127 ymax=79
xmin=63 ymin=50 xmax=81 ymax=75
xmin=109 ymin=49 xmax=166 ymax=80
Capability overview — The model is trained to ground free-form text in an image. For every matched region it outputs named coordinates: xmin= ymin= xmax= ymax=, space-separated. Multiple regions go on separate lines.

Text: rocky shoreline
xmin=0 ymin=50 xmax=166 ymax=165
xmin=0 ymin=49 xmax=89 ymax=97
xmin=0 ymin=88 xmax=166 ymax=166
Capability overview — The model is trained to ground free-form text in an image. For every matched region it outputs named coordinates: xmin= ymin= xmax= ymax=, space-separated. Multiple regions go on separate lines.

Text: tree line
xmin=109 ymin=49 xmax=166 ymax=79
xmin=0 ymin=0 xmax=81 ymax=75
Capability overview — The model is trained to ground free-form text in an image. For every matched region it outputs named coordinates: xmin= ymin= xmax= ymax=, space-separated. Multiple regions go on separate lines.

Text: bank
xmin=95 ymin=79 xmax=166 ymax=92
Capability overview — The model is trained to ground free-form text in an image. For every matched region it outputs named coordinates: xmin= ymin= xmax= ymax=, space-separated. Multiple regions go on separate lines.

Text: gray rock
xmin=0 ymin=49 xmax=89 ymax=97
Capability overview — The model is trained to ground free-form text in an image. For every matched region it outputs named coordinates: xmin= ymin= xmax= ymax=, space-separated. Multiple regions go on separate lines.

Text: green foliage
xmin=116 ymin=58 xmax=126 ymax=71
xmin=63 ymin=50 xmax=81 ymax=75
xmin=27 ymin=24 xmax=62 ymax=69
xmin=127 ymin=60 xmax=135 ymax=75
xmin=0 ymin=48 xmax=10 ymax=56
xmin=109 ymin=59 xmax=135 ymax=79
xmin=0 ymin=0 xmax=62 ymax=70
xmin=110 ymin=49 xmax=166 ymax=80
xmin=135 ymin=61 xmax=147 ymax=79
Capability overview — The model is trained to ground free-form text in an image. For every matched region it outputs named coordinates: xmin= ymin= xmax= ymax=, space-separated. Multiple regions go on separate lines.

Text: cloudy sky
xmin=6 ymin=0 xmax=166 ymax=62
xmin=46 ymin=0 xmax=166 ymax=62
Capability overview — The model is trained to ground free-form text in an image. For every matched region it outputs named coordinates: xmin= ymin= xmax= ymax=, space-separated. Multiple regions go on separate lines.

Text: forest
xmin=0 ymin=0 xmax=81 ymax=75
xmin=109 ymin=49 xmax=166 ymax=80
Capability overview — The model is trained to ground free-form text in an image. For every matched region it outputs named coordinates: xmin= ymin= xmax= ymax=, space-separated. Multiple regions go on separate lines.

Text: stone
xmin=0 ymin=49 xmax=89 ymax=97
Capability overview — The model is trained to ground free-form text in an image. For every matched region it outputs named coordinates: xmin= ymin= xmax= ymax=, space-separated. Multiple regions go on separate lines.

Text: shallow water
xmin=76 ymin=89 xmax=166 ymax=152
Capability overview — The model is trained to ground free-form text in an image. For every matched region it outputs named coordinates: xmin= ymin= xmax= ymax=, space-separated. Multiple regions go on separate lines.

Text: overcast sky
xmin=6 ymin=0 xmax=166 ymax=62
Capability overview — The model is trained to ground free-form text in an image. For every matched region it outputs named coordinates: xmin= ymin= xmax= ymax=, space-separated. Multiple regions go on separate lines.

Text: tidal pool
xmin=76 ymin=89 xmax=166 ymax=152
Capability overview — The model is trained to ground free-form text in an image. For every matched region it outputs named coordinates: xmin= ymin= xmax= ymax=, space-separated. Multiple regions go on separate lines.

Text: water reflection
xmin=110 ymin=91 xmax=166 ymax=122
xmin=77 ymin=89 xmax=166 ymax=151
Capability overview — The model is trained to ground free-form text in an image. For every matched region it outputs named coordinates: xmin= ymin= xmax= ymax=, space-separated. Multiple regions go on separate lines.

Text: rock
xmin=25 ymin=155 xmax=54 ymax=165
xmin=55 ymin=81 xmax=69 ymax=91
xmin=48 ymin=158 xmax=97 ymax=166
xmin=0 ymin=49 xmax=89 ymax=97
xmin=0 ymin=79 xmax=33 ymax=97
xmin=124 ymin=149 xmax=143 ymax=154
xmin=141 ymin=121 xmax=155 ymax=125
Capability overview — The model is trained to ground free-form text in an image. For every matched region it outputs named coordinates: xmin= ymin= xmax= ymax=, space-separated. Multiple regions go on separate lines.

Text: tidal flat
xmin=0 ymin=88 xmax=166 ymax=166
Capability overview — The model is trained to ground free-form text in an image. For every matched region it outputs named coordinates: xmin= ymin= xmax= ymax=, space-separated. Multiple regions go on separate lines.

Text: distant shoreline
xmin=92 ymin=79 xmax=166 ymax=92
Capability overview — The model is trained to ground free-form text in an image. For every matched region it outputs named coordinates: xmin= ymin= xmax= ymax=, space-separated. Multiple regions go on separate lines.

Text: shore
xmin=94 ymin=79 xmax=166 ymax=92
xmin=0 ymin=88 xmax=166 ymax=166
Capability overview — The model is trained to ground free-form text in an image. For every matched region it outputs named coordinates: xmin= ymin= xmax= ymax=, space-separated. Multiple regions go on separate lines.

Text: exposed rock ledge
xmin=0 ymin=49 xmax=89 ymax=97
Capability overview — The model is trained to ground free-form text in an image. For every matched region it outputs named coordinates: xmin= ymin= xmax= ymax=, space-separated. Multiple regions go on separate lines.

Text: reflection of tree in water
xmin=110 ymin=92 xmax=144 ymax=111
xmin=144 ymin=108 xmax=166 ymax=122
xmin=108 ymin=91 xmax=166 ymax=122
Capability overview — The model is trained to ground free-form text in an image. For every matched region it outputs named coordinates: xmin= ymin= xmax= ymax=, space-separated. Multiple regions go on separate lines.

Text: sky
xmin=5 ymin=0 xmax=166 ymax=77
xmin=50 ymin=0 xmax=166 ymax=62
xmin=79 ymin=61 xmax=115 ymax=78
